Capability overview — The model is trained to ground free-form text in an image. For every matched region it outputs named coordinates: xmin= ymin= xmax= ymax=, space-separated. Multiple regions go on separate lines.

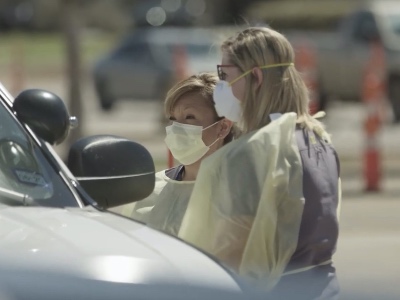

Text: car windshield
xmin=184 ymin=43 xmax=216 ymax=55
xmin=0 ymin=98 xmax=79 ymax=208
xmin=150 ymin=40 xmax=218 ymax=67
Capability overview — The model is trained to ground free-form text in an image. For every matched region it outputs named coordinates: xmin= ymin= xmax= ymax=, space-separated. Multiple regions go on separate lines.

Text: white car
xmin=0 ymin=84 xmax=257 ymax=300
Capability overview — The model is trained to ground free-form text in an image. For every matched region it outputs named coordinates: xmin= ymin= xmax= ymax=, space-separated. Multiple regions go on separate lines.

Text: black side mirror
xmin=13 ymin=89 xmax=74 ymax=145
xmin=67 ymin=135 xmax=155 ymax=209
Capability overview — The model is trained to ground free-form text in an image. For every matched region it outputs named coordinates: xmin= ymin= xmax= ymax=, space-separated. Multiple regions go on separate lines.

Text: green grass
xmin=0 ymin=31 xmax=117 ymax=74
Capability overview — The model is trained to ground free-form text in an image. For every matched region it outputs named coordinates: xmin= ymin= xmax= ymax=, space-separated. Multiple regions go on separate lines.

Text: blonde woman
xmin=178 ymin=27 xmax=341 ymax=300
xmin=114 ymin=72 xmax=234 ymax=236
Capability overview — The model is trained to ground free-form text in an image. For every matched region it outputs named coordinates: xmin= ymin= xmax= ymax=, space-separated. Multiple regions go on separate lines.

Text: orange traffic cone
xmin=362 ymin=40 xmax=386 ymax=192
xmin=173 ymin=45 xmax=188 ymax=83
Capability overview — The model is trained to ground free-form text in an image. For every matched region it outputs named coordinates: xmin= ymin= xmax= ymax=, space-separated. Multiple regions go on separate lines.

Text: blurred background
xmin=0 ymin=0 xmax=399 ymax=298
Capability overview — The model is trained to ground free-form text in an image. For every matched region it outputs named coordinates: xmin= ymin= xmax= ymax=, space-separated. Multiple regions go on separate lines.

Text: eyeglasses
xmin=217 ymin=64 xmax=236 ymax=80
xmin=217 ymin=62 xmax=294 ymax=83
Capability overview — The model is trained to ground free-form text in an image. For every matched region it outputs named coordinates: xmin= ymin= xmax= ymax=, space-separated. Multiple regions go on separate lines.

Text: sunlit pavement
xmin=336 ymin=193 xmax=400 ymax=299
xmin=8 ymin=75 xmax=400 ymax=299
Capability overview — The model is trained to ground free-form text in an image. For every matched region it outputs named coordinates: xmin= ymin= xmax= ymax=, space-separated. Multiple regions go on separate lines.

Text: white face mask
xmin=213 ymin=81 xmax=242 ymax=122
xmin=164 ymin=121 xmax=220 ymax=165
xmin=213 ymin=62 xmax=294 ymax=122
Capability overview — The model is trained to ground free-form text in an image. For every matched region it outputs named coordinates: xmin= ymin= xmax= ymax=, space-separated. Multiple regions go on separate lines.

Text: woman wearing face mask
xmin=113 ymin=72 xmax=235 ymax=236
xmin=178 ymin=27 xmax=341 ymax=300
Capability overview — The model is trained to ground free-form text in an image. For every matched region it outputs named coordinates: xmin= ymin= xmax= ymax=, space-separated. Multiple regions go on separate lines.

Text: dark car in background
xmin=92 ymin=26 xmax=221 ymax=110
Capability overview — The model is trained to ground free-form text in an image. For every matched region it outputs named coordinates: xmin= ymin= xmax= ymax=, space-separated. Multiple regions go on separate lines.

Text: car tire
xmin=388 ymin=75 xmax=400 ymax=123
xmin=94 ymin=78 xmax=114 ymax=111
xmin=100 ymin=97 xmax=113 ymax=111
xmin=317 ymin=88 xmax=329 ymax=112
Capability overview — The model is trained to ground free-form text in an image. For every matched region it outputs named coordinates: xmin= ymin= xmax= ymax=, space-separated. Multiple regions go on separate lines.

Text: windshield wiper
xmin=0 ymin=187 xmax=36 ymax=206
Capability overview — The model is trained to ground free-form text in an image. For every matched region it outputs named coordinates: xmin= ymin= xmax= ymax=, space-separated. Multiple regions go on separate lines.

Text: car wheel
xmin=388 ymin=75 xmax=400 ymax=123
xmin=94 ymin=79 xmax=114 ymax=111
xmin=100 ymin=97 xmax=113 ymax=111
xmin=317 ymin=88 xmax=329 ymax=112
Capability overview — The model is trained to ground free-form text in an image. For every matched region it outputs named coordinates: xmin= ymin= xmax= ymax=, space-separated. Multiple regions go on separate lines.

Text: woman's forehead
xmin=172 ymin=93 xmax=214 ymax=113
xmin=221 ymin=53 xmax=231 ymax=65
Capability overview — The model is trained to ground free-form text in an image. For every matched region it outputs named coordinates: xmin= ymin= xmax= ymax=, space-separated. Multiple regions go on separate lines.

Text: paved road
xmin=336 ymin=194 xmax=400 ymax=299
xmin=4 ymin=75 xmax=400 ymax=299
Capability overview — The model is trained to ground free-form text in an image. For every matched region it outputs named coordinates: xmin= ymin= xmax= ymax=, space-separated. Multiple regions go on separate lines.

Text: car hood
xmin=0 ymin=205 xmax=240 ymax=291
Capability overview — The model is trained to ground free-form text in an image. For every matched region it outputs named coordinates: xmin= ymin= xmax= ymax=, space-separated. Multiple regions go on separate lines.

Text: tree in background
xmin=61 ymin=0 xmax=83 ymax=149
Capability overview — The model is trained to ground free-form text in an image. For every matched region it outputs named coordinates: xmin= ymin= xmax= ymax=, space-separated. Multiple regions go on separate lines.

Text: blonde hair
xmin=165 ymin=72 xmax=237 ymax=144
xmin=221 ymin=27 xmax=325 ymax=136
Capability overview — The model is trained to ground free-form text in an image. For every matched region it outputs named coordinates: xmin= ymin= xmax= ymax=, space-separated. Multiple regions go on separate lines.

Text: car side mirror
xmin=67 ymin=135 xmax=155 ymax=209
xmin=13 ymin=89 xmax=75 ymax=145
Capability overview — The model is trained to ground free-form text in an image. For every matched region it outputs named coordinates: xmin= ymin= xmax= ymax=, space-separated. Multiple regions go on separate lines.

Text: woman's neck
xmin=182 ymin=162 xmax=200 ymax=181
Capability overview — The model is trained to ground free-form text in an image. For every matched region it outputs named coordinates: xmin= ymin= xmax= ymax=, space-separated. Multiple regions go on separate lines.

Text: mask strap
xmin=206 ymin=136 xmax=220 ymax=148
xmin=203 ymin=120 xmax=220 ymax=131
xmin=204 ymin=120 xmax=223 ymax=148
xmin=229 ymin=62 xmax=294 ymax=86
xmin=259 ymin=62 xmax=294 ymax=70
xmin=229 ymin=70 xmax=252 ymax=86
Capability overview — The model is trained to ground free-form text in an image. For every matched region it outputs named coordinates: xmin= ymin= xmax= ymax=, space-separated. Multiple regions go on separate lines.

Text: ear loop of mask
xmin=207 ymin=136 xmax=220 ymax=148
xmin=228 ymin=62 xmax=294 ymax=86
xmin=204 ymin=119 xmax=224 ymax=147
xmin=202 ymin=120 xmax=221 ymax=131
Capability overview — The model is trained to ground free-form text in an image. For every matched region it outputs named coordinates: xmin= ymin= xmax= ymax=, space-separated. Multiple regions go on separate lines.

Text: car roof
xmin=369 ymin=0 xmax=400 ymax=16
xmin=120 ymin=26 xmax=246 ymax=47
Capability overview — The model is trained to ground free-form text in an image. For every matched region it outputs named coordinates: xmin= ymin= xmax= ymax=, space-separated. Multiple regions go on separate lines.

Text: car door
xmin=342 ymin=11 xmax=379 ymax=100
xmin=109 ymin=33 xmax=160 ymax=100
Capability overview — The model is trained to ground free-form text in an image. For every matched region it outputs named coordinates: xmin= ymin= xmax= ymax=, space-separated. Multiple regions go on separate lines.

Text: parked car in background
xmin=0 ymin=83 xmax=256 ymax=300
xmin=247 ymin=0 xmax=400 ymax=122
xmin=0 ymin=0 xmax=60 ymax=32
xmin=92 ymin=26 xmax=221 ymax=110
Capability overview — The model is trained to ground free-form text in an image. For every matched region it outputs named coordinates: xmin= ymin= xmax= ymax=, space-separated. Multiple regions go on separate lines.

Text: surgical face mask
xmin=164 ymin=121 xmax=220 ymax=165
xmin=213 ymin=62 xmax=294 ymax=122
xmin=213 ymin=81 xmax=242 ymax=122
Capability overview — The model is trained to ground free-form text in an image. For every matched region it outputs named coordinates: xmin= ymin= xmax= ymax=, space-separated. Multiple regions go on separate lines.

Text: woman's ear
xmin=218 ymin=119 xmax=233 ymax=139
xmin=252 ymin=67 xmax=263 ymax=88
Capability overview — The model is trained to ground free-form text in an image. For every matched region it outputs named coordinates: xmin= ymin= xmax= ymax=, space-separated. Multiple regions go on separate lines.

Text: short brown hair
xmin=164 ymin=72 xmax=237 ymax=144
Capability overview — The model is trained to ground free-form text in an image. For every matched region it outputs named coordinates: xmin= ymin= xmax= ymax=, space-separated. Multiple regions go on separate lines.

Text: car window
xmin=167 ymin=43 xmax=215 ymax=58
xmin=185 ymin=43 xmax=217 ymax=57
xmin=115 ymin=42 xmax=151 ymax=57
xmin=0 ymin=100 xmax=80 ymax=208
xmin=113 ymin=34 xmax=154 ymax=63
xmin=150 ymin=41 xmax=216 ymax=67
xmin=388 ymin=14 xmax=400 ymax=36
xmin=352 ymin=11 xmax=379 ymax=42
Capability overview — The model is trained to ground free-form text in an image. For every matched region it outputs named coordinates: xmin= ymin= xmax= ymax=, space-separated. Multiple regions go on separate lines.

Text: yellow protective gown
xmin=178 ymin=112 xmax=305 ymax=291
xmin=111 ymin=169 xmax=195 ymax=236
